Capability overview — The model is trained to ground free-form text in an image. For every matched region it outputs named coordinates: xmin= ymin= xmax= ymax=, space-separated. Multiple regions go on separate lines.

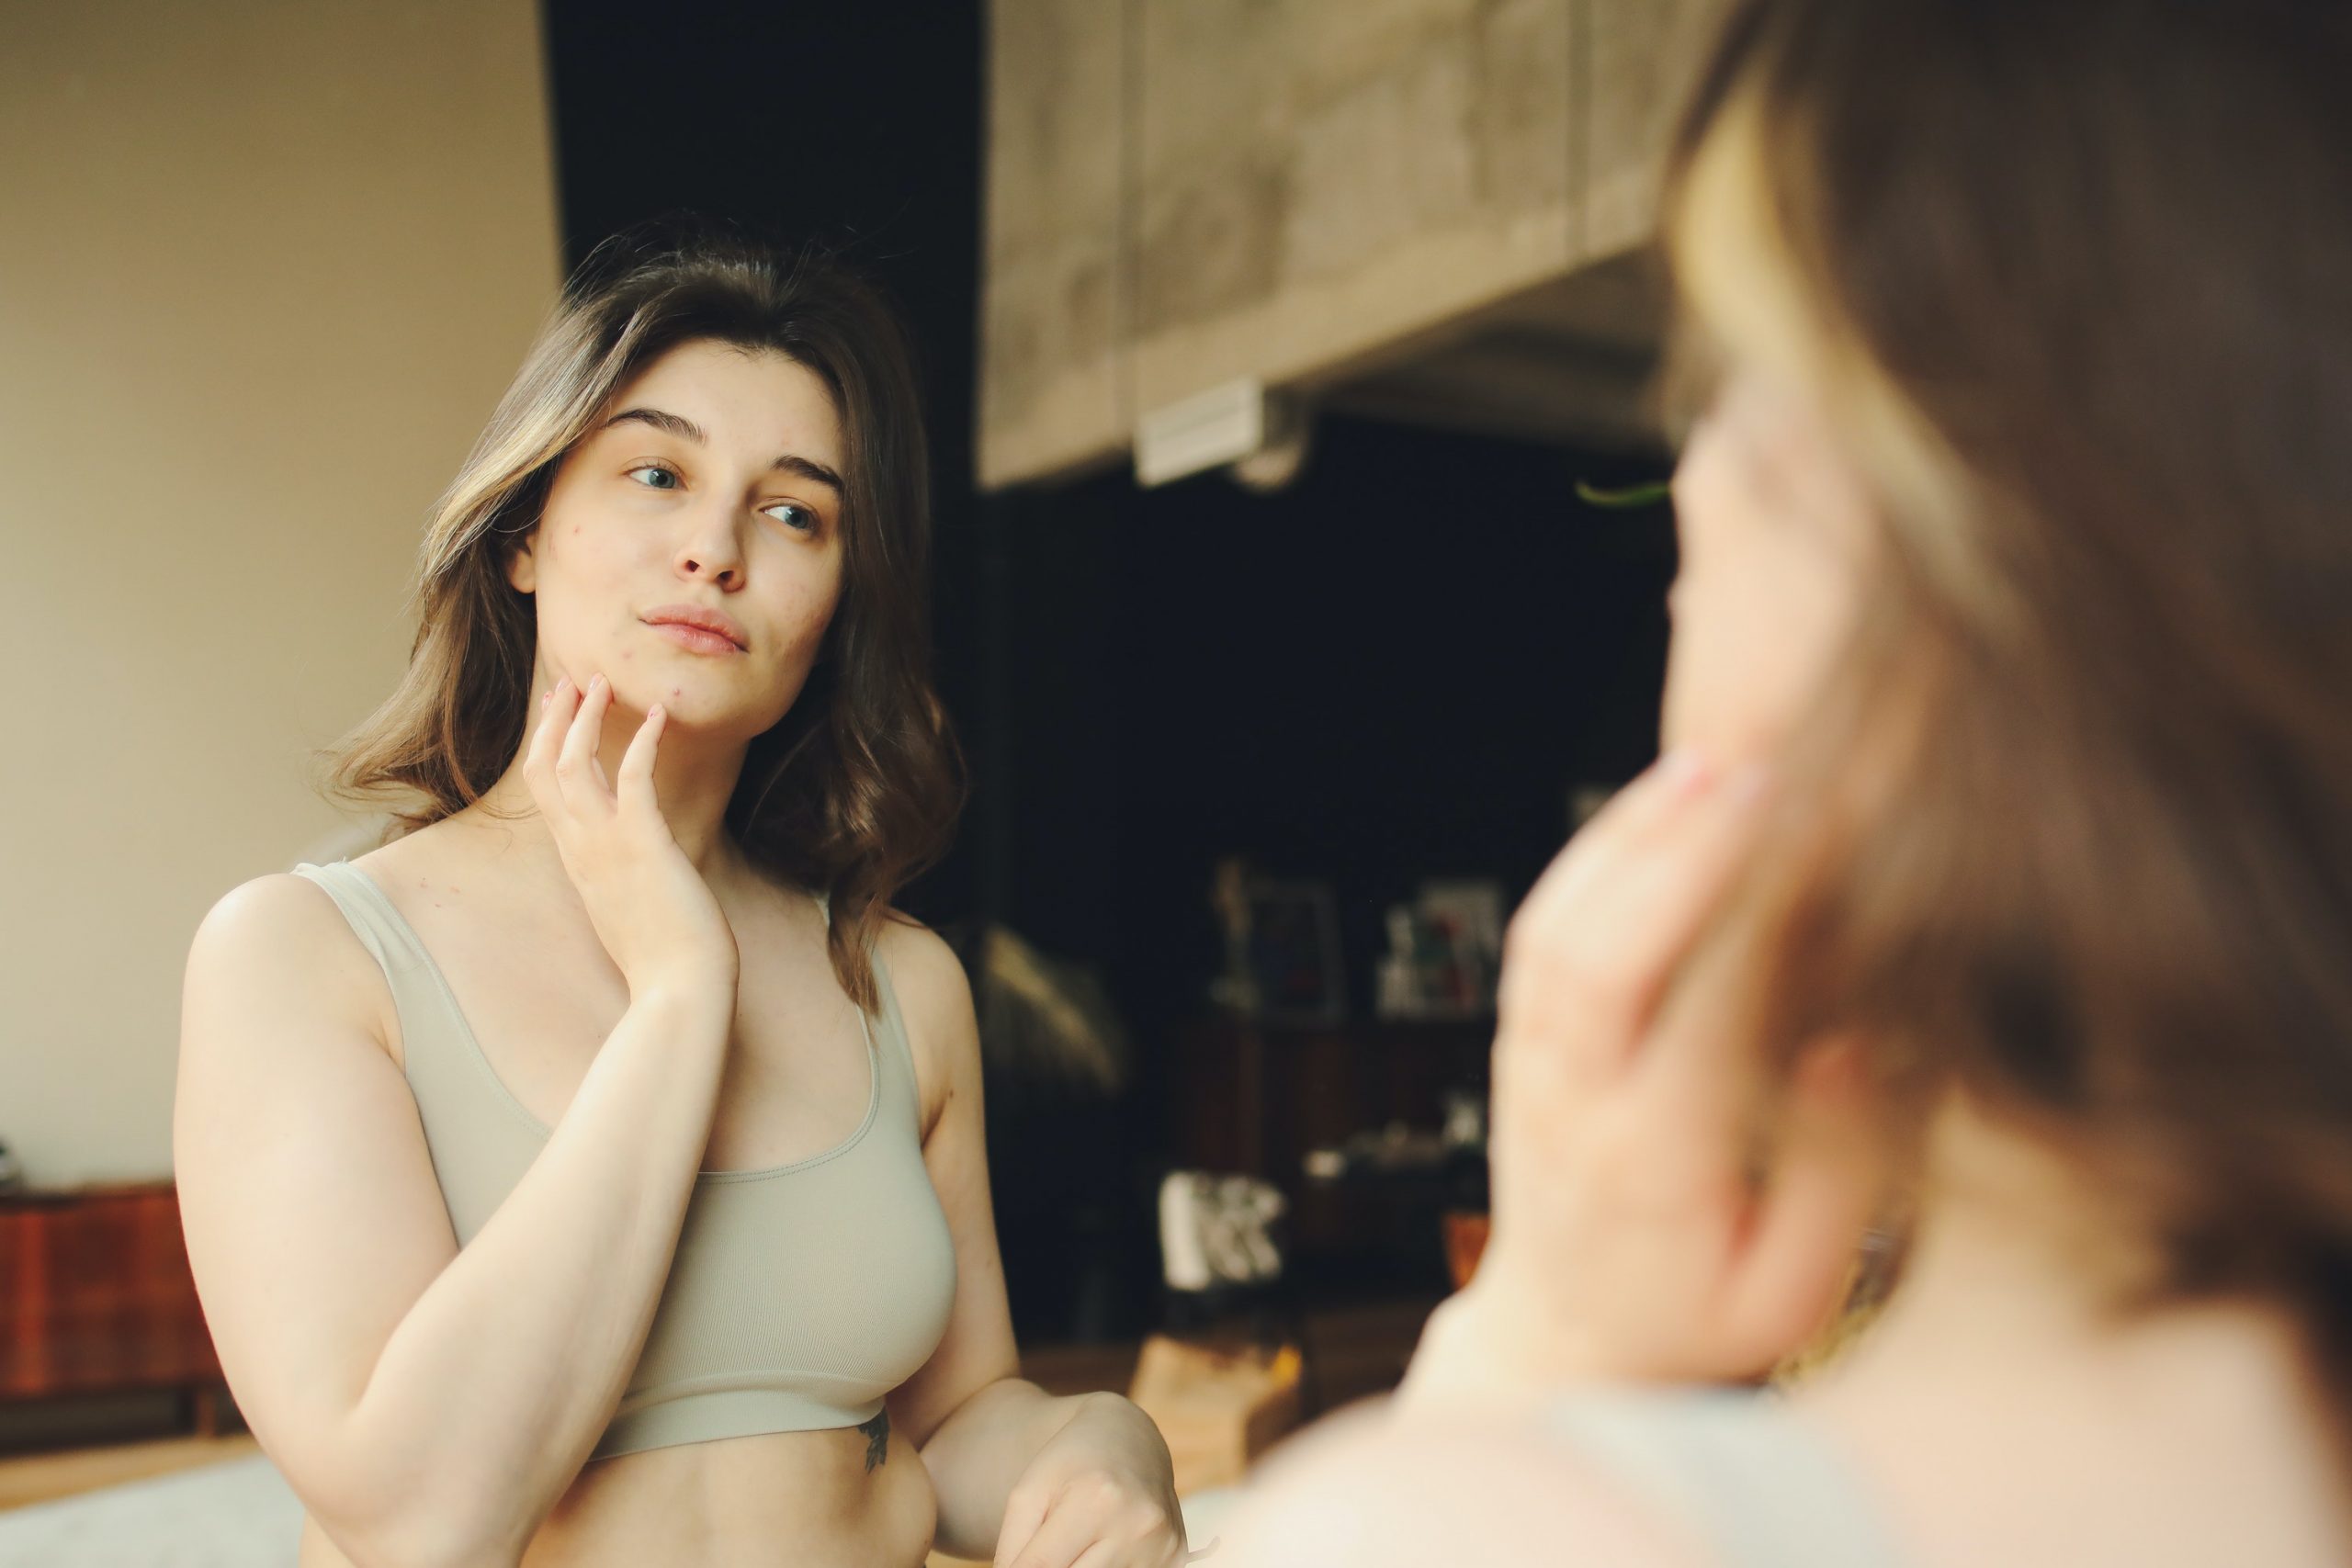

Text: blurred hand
xmin=1399 ymin=752 xmax=1877 ymax=1407
xmin=523 ymin=672 xmax=740 ymax=997
xmin=995 ymin=1393 xmax=1189 ymax=1568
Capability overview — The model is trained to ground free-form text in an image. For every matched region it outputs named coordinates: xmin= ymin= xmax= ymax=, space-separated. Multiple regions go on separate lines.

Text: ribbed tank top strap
xmin=808 ymin=886 xmax=922 ymax=1134
xmin=288 ymin=858 xmax=483 ymax=1095
xmin=288 ymin=859 xmax=544 ymax=1242
xmin=1544 ymin=1387 xmax=1906 ymax=1568
xmin=289 ymin=860 xmax=439 ymax=996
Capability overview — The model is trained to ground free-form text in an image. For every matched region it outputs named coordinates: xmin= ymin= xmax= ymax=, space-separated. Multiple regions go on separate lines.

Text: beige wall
xmin=0 ymin=1 xmax=562 ymax=1186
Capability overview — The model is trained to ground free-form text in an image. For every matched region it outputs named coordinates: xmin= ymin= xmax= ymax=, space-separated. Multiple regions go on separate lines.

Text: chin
xmin=665 ymin=685 xmax=807 ymax=739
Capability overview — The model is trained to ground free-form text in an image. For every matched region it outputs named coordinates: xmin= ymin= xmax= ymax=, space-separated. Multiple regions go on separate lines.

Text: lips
xmin=640 ymin=604 xmax=748 ymax=650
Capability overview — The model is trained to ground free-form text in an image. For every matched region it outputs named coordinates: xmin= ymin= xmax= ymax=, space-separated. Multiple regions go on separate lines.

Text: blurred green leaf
xmin=1574 ymin=478 xmax=1673 ymax=510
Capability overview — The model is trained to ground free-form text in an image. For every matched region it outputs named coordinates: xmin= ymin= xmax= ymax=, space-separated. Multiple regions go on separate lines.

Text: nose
xmin=673 ymin=499 xmax=748 ymax=588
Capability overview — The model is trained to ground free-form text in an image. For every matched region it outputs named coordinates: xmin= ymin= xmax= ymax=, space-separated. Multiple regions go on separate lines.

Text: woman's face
xmin=1660 ymin=357 xmax=1877 ymax=761
xmin=507 ymin=338 xmax=848 ymax=740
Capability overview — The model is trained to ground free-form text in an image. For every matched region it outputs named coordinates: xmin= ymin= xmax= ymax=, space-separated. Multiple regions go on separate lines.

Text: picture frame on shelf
xmin=1239 ymin=879 xmax=1345 ymax=1026
xmin=1375 ymin=880 xmax=1504 ymax=1021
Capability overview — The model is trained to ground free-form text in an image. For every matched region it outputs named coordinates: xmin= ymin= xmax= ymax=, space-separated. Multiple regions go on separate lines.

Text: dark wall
xmin=542 ymin=0 xmax=988 ymax=920
xmin=986 ymin=425 xmax=1673 ymax=1331
xmin=997 ymin=424 xmax=1674 ymax=1023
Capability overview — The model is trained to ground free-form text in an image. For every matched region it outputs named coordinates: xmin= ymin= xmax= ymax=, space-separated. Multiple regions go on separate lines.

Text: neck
xmin=1858 ymin=1099 xmax=2143 ymax=1359
xmin=1792 ymin=1100 xmax=2352 ymax=1562
xmin=1807 ymin=1094 xmax=2315 ymax=1416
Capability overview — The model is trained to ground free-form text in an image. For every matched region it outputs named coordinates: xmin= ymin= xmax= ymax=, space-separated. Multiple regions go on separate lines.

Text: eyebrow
xmin=601 ymin=406 xmax=845 ymax=494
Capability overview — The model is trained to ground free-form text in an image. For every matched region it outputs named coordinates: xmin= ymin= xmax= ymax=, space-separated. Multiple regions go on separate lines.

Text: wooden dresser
xmin=0 ymin=1182 xmax=227 ymax=1434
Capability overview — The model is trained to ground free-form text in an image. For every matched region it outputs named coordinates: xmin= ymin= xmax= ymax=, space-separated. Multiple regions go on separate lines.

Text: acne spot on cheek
xmin=621 ymin=649 xmax=633 ymax=660
xmin=571 ymin=525 xmax=581 ymax=536
xmin=671 ymin=687 xmax=682 ymax=699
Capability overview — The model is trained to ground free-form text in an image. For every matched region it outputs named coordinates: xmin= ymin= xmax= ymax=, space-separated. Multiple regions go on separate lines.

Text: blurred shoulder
xmin=1214 ymin=1397 xmax=1710 ymax=1568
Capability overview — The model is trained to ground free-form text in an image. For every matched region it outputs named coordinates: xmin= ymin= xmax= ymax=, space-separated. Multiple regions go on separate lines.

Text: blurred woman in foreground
xmin=1224 ymin=2 xmax=2352 ymax=1562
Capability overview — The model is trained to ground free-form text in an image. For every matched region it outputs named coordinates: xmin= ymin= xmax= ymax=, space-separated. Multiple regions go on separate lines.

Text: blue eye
xmin=626 ymin=465 xmax=680 ymax=491
xmin=763 ymin=501 xmax=820 ymax=534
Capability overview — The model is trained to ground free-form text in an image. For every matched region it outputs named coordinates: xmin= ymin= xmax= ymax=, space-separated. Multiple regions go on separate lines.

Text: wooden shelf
xmin=1169 ymin=1013 xmax=1490 ymax=1273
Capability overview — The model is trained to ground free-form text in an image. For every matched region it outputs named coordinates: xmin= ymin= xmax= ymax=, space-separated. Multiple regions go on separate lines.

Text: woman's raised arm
xmin=175 ymin=674 xmax=741 ymax=1568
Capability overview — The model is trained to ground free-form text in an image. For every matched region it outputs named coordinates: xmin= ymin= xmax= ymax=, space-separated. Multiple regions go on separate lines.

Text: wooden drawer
xmin=1 ymin=1184 xmax=220 ymax=1401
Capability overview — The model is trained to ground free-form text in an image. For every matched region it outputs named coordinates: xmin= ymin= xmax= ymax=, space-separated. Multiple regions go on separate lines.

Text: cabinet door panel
xmin=0 ymin=1188 xmax=219 ymax=1400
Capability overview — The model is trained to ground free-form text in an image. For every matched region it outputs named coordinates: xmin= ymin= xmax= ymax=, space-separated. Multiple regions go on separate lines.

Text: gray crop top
xmin=1545 ymin=1385 xmax=1906 ymax=1567
xmin=291 ymin=859 xmax=958 ymax=1461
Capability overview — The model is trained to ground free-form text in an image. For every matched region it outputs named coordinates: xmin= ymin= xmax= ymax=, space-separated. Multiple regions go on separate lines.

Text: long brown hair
xmin=1666 ymin=0 xmax=2352 ymax=1420
xmin=319 ymin=222 xmax=964 ymax=1011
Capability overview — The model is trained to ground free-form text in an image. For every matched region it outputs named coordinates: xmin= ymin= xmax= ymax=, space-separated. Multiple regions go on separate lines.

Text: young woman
xmin=1221 ymin=1 xmax=2352 ymax=1563
xmin=175 ymin=233 xmax=1185 ymax=1568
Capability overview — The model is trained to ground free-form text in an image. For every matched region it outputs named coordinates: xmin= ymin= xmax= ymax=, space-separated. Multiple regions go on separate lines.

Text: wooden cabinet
xmin=979 ymin=0 xmax=1732 ymax=488
xmin=1 ymin=1184 xmax=226 ymax=1432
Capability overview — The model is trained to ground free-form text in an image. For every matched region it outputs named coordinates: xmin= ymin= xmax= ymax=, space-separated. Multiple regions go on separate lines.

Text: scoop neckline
xmin=307 ymin=859 xmax=880 ymax=1182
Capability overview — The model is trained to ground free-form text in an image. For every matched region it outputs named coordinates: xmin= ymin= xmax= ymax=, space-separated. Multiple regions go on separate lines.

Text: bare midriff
xmin=294 ymin=1421 xmax=940 ymax=1568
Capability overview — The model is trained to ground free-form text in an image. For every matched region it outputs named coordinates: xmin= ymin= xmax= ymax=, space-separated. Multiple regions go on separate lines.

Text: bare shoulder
xmin=176 ymin=870 xmax=464 ymax=1473
xmin=183 ymin=872 xmax=393 ymax=1062
xmin=191 ymin=867 xmax=338 ymax=946
xmin=872 ymin=912 xmax=978 ymax=1130
xmin=1216 ymin=1398 xmax=1711 ymax=1568
xmin=873 ymin=911 xmax=970 ymax=1017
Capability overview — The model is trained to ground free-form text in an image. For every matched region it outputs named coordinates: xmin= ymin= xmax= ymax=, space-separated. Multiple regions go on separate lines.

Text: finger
xmin=1712 ymin=1040 xmax=1883 ymax=1373
xmin=556 ymin=672 xmax=614 ymax=812
xmin=1587 ymin=745 xmax=1712 ymax=829
xmin=522 ymin=677 xmax=576 ymax=812
xmin=580 ymin=673 xmax=619 ymax=795
xmin=1065 ymin=1540 xmax=1135 ymax=1568
xmin=1598 ymin=985 xmax=1758 ymax=1201
xmin=994 ymin=1485 xmax=1051 ymax=1568
xmin=1004 ymin=1497 xmax=1104 ymax=1568
xmin=1507 ymin=762 xmax=1772 ymax=1065
xmin=1511 ymin=751 xmax=1718 ymax=934
xmin=1102 ymin=1495 xmax=1184 ymax=1568
xmin=615 ymin=702 xmax=667 ymax=820
xmin=1512 ymin=754 xmax=1751 ymax=969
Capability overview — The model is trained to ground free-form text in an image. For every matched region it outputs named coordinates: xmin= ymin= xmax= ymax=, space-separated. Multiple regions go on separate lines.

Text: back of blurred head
xmin=1663 ymin=0 xmax=2352 ymax=1427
